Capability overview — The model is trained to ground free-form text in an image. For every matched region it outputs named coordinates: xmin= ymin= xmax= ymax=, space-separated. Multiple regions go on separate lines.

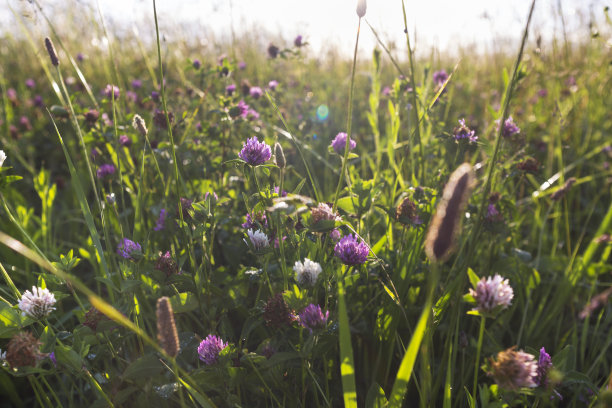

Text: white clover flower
xmin=293 ymin=258 xmax=322 ymax=287
xmin=246 ymin=229 xmax=269 ymax=251
xmin=18 ymin=286 xmax=57 ymax=319
xmin=0 ymin=150 xmax=6 ymax=167
xmin=469 ymin=274 xmax=513 ymax=313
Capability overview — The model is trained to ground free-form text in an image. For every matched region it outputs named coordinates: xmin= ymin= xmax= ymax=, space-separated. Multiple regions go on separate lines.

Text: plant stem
xmin=472 ymin=316 xmax=486 ymax=407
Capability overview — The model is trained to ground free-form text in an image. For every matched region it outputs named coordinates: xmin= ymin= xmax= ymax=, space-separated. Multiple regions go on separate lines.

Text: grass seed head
xmin=156 ymin=297 xmax=180 ymax=358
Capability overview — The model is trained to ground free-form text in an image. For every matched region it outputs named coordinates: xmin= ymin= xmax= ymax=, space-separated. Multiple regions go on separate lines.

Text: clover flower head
xmin=293 ymin=258 xmax=322 ymax=287
xmin=117 ymin=238 xmax=142 ymax=261
xmin=18 ymin=287 xmax=56 ymax=319
xmin=96 ymin=164 xmax=116 ymax=180
xmin=246 ymin=229 xmax=270 ymax=251
xmin=488 ymin=347 xmax=538 ymax=390
xmin=299 ymin=304 xmax=329 ymax=333
xmin=535 ymin=347 xmax=553 ymax=387
xmin=469 ymin=274 xmax=513 ymax=314
xmin=197 ymin=335 xmax=227 ymax=365
xmin=334 ymin=234 xmax=369 ymax=265
xmin=331 ymin=132 xmax=356 ymax=155
xmin=453 ymin=119 xmax=478 ymax=142
xmin=239 ymin=137 xmax=271 ymax=165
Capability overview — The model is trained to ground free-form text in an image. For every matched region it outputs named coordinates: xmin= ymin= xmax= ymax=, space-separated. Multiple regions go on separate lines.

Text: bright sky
xmin=5 ymin=0 xmax=608 ymax=56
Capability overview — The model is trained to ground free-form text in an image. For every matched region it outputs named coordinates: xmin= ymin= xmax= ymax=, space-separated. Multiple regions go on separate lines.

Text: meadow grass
xmin=0 ymin=1 xmax=611 ymax=407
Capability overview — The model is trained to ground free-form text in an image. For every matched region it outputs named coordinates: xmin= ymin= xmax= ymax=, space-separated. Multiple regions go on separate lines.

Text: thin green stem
xmin=472 ymin=316 xmax=486 ymax=407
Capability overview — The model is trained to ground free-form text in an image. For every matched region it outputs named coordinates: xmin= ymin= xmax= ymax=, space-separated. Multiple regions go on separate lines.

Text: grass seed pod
xmin=156 ymin=297 xmax=180 ymax=358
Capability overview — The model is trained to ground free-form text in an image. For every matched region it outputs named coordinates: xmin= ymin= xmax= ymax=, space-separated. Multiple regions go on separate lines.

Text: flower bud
xmin=356 ymin=0 xmax=367 ymax=18
xmin=274 ymin=143 xmax=286 ymax=169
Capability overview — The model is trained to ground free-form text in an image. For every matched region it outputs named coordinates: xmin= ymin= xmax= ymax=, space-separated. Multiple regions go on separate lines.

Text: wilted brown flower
xmin=6 ymin=332 xmax=41 ymax=369
xmin=551 ymin=177 xmax=577 ymax=201
xmin=263 ymin=293 xmax=296 ymax=328
xmin=487 ymin=346 xmax=538 ymax=390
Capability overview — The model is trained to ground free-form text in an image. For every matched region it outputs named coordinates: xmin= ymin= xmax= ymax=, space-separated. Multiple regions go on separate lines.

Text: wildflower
xmin=263 ymin=293 xmax=296 ymax=328
xmin=18 ymin=286 xmax=57 ymax=319
xmin=226 ymin=84 xmax=236 ymax=96
xmin=33 ymin=95 xmax=44 ymax=107
xmin=535 ymin=347 xmax=553 ymax=387
xmin=331 ymin=132 xmax=356 ymax=155
xmin=551 ymin=177 xmax=576 ymax=201
xmin=382 ymin=86 xmax=391 ymax=96
xmin=119 ymin=134 xmax=132 ymax=147
xmin=239 ymin=137 xmax=271 ymax=166
xmin=25 ymin=79 xmax=36 ymax=89
xmin=356 ymin=0 xmax=367 ymax=17
xmin=486 ymin=202 xmax=503 ymax=223
xmin=260 ymin=341 xmax=276 ymax=359
xmin=268 ymin=43 xmax=280 ymax=58
xmin=453 ymin=119 xmax=478 ymax=142
xmin=273 ymin=186 xmax=288 ymax=197
xmin=238 ymin=61 xmax=246 ymax=70
xmin=242 ymin=212 xmax=267 ymax=229
xmin=19 ymin=116 xmax=32 ymax=131
xmin=155 ymin=251 xmax=179 ymax=277
xmin=6 ymin=332 xmax=42 ymax=369
xmin=498 ymin=116 xmax=520 ymax=138
xmin=117 ymin=238 xmax=142 ymax=261
xmin=96 ymin=164 xmax=116 ymax=180
xmin=294 ymin=35 xmax=304 ymax=47
xmin=334 ymin=234 xmax=369 ymax=265
xmin=84 ymin=109 xmax=99 ymax=124
xmin=103 ymin=84 xmax=120 ymax=100
xmin=268 ymin=80 xmax=278 ymax=90
xmin=250 ymin=86 xmax=263 ymax=99
xmin=293 ymin=258 xmax=323 ymax=287
xmin=192 ymin=59 xmax=201 ymax=70
xmin=49 ymin=351 xmax=57 ymax=367
xmin=156 ymin=297 xmax=180 ymax=357
xmin=197 ymin=335 xmax=227 ymax=365
xmin=154 ymin=208 xmax=167 ymax=231
xmin=83 ymin=307 xmax=107 ymax=331
xmin=517 ymin=157 xmax=539 ymax=173
xmin=425 ymin=163 xmax=475 ymax=262
xmin=246 ymin=229 xmax=270 ymax=251
xmin=231 ymin=99 xmax=250 ymax=119
xmin=132 ymin=114 xmax=148 ymax=137
xmin=487 ymin=347 xmax=538 ymax=390
xmin=44 ymin=37 xmax=59 ymax=66
xmin=433 ymin=69 xmax=449 ymax=87
xmin=395 ymin=197 xmax=422 ymax=226
xmin=0 ymin=150 xmax=6 ymax=167
xmin=329 ymin=228 xmax=342 ymax=242
xmin=468 ymin=274 xmax=514 ymax=314
xmin=151 ymin=90 xmax=160 ymax=102
xmin=299 ymin=304 xmax=329 ymax=333
xmin=153 ymin=109 xmax=174 ymax=129
xmin=76 ymin=53 xmax=84 ymax=62
xmin=131 ymin=79 xmax=142 ymax=89
xmin=311 ymin=203 xmax=341 ymax=224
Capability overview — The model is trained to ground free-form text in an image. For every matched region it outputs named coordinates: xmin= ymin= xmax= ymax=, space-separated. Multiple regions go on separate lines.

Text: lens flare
xmin=316 ymin=104 xmax=329 ymax=122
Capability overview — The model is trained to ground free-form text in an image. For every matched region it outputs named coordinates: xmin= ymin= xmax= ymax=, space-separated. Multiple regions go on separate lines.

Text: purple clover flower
xmin=197 ymin=334 xmax=227 ymax=365
xmin=117 ymin=238 xmax=141 ymax=261
xmin=239 ymin=137 xmax=271 ymax=166
xmin=334 ymin=234 xmax=369 ymax=265
xmin=499 ymin=116 xmax=520 ymax=138
xmin=453 ymin=119 xmax=478 ymax=142
xmin=226 ymin=84 xmax=236 ymax=95
xmin=49 ymin=351 xmax=57 ymax=367
xmin=76 ymin=53 xmax=85 ymax=62
xmin=331 ymin=132 xmax=356 ymax=155
xmin=268 ymin=80 xmax=278 ymax=90
xmin=433 ymin=69 xmax=449 ymax=86
xmin=250 ymin=87 xmax=263 ymax=99
xmin=238 ymin=61 xmax=246 ymax=70
xmin=131 ymin=79 xmax=142 ymax=89
xmin=294 ymin=35 xmax=303 ymax=47
xmin=154 ymin=209 xmax=167 ymax=231
xmin=119 ymin=134 xmax=132 ymax=147
xmin=535 ymin=347 xmax=553 ymax=387
xmin=242 ymin=212 xmax=267 ymax=229
xmin=103 ymin=84 xmax=120 ymax=100
xmin=25 ymin=79 xmax=36 ymax=89
xmin=193 ymin=59 xmax=201 ymax=69
xmin=96 ymin=164 xmax=116 ymax=180
xmin=299 ymin=304 xmax=329 ymax=333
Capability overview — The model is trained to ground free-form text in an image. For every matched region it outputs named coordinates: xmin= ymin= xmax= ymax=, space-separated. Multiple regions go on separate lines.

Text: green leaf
xmin=123 ymin=354 xmax=164 ymax=381
xmin=365 ymin=383 xmax=388 ymax=408
xmin=467 ymin=268 xmax=480 ymax=288
xmin=169 ymin=292 xmax=199 ymax=313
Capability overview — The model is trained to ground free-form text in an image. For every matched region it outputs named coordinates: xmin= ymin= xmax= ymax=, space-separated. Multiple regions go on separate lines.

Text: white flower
xmin=0 ymin=150 xmax=6 ymax=167
xmin=469 ymin=274 xmax=513 ymax=313
xmin=246 ymin=229 xmax=269 ymax=251
xmin=0 ymin=348 xmax=6 ymax=362
xmin=18 ymin=286 xmax=57 ymax=319
xmin=293 ymin=258 xmax=322 ymax=287
xmin=356 ymin=0 xmax=367 ymax=18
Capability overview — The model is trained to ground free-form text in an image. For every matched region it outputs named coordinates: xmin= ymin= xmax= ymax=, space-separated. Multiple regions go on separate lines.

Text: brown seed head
xmin=263 ymin=293 xmax=296 ymax=328
xmin=395 ymin=197 xmax=419 ymax=225
xmin=156 ymin=297 xmax=180 ymax=357
xmin=425 ymin=163 xmax=476 ymax=262
xmin=6 ymin=331 xmax=41 ymax=369
xmin=551 ymin=177 xmax=577 ymax=201
xmin=274 ymin=143 xmax=286 ymax=169
xmin=44 ymin=37 xmax=59 ymax=66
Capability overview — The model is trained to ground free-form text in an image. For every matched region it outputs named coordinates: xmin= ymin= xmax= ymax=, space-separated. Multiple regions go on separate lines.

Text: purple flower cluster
xmin=268 ymin=80 xmax=278 ymax=90
xmin=96 ymin=164 xmax=116 ymax=180
xmin=154 ymin=209 xmax=167 ymax=231
xmin=499 ymin=116 xmax=521 ymax=138
xmin=250 ymin=86 xmax=263 ymax=99
xmin=294 ymin=35 xmax=304 ymax=47
xmin=117 ymin=238 xmax=141 ymax=261
xmin=242 ymin=212 xmax=267 ymax=229
xmin=334 ymin=234 xmax=369 ymax=265
xmin=239 ymin=137 xmax=271 ymax=166
xmin=197 ymin=334 xmax=227 ymax=365
xmin=535 ymin=347 xmax=553 ymax=387
xmin=103 ymin=84 xmax=120 ymax=100
xmin=453 ymin=119 xmax=478 ymax=142
xmin=433 ymin=69 xmax=449 ymax=86
xmin=299 ymin=304 xmax=329 ymax=333
xmin=226 ymin=84 xmax=236 ymax=95
xmin=331 ymin=132 xmax=356 ymax=155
